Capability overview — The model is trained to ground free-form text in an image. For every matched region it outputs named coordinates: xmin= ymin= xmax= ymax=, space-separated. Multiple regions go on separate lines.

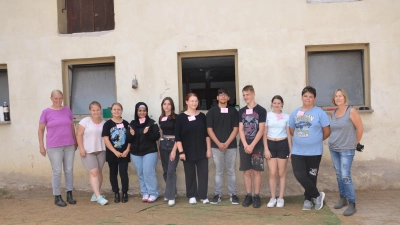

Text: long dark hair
xmin=160 ymin=97 xmax=176 ymax=120
xmin=271 ymin=95 xmax=284 ymax=104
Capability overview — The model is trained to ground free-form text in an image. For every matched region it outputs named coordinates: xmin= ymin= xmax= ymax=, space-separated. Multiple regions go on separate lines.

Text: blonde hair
xmin=89 ymin=101 xmax=102 ymax=110
xmin=332 ymin=89 xmax=349 ymax=106
xmin=242 ymin=85 xmax=254 ymax=93
xmin=51 ymin=89 xmax=63 ymax=97
xmin=111 ymin=102 xmax=123 ymax=110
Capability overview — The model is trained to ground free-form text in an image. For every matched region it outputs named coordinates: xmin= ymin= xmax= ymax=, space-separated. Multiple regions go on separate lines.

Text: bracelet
xmin=178 ymin=151 xmax=185 ymax=155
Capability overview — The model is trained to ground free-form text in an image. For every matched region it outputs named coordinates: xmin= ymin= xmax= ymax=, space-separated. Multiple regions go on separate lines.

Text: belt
xmin=160 ymin=137 xmax=175 ymax=141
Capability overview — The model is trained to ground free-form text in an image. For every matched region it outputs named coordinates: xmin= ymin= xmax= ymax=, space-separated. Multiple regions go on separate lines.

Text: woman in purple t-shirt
xmin=38 ymin=90 xmax=77 ymax=207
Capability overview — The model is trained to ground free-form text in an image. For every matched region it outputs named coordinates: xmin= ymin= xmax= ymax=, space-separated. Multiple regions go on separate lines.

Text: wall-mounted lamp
xmin=132 ymin=75 xmax=138 ymax=89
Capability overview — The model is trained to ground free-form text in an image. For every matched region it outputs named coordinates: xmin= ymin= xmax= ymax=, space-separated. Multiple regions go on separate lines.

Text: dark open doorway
xmin=181 ymin=55 xmax=236 ymax=110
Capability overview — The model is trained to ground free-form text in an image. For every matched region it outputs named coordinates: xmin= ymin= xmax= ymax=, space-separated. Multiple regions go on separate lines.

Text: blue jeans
xmin=130 ymin=152 xmax=159 ymax=197
xmin=330 ymin=149 xmax=356 ymax=203
xmin=212 ymin=148 xmax=237 ymax=196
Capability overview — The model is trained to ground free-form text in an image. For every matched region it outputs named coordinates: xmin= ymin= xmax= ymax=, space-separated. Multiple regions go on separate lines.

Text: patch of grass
xmin=0 ymin=189 xmax=14 ymax=199
xmin=97 ymin=218 xmax=123 ymax=224
xmin=0 ymin=189 xmax=8 ymax=195
xmin=4 ymin=194 xmax=15 ymax=199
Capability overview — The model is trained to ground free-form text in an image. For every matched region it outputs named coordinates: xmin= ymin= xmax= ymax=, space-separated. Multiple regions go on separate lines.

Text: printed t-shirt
xmin=102 ymin=119 xmax=131 ymax=162
xmin=238 ymin=104 xmax=267 ymax=149
xmin=289 ymin=106 xmax=330 ymax=156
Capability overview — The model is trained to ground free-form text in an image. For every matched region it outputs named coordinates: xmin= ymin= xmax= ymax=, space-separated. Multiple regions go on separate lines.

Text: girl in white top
xmin=262 ymin=95 xmax=292 ymax=208
xmin=76 ymin=101 xmax=108 ymax=205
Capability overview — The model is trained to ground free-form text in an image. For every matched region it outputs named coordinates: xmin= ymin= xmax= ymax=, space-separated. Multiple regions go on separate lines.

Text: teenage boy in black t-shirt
xmin=206 ymin=88 xmax=239 ymax=205
xmin=238 ymin=85 xmax=267 ymax=208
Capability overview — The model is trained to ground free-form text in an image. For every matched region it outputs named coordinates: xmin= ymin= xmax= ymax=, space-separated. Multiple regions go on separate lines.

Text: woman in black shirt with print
xmin=102 ymin=102 xmax=131 ymax=203
xmin=175 ymin=93 xmax=212 ymax=205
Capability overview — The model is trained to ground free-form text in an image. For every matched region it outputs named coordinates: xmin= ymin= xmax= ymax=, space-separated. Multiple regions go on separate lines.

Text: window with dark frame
xmin=0 ymin=68 xmax=9 ymax=104
xmin=306 ymin=44 xmax=370 ymax=109
xmin=181 ymin=56 xmax=237 ymax=111
xmin=0 ymin=67 xmax=10 ymax=121
xmin=68 ymin=63 xmax=116 ymax=115
xmin=61 ymin=0 xmax=115 ymax=34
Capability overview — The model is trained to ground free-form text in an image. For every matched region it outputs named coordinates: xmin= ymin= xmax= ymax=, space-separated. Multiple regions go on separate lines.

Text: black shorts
xmin=239 ymin=146 xmax=264 ymax=171
xmin=267 ymin=138 xmax=290 ymax=159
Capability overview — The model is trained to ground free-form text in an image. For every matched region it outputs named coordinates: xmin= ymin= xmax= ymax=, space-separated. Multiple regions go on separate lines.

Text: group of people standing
xmin=38 ymin=85 xmax=363 ymax=217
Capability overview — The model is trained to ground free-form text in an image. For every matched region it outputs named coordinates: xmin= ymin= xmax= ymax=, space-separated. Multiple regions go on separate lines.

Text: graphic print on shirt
xmin=294 ymin=113 xmax=315 ymax=138
xmin=110 ymin=126 xmax=126 ymax=148
xmin=241 ymin=111 xmax=260 ymax=140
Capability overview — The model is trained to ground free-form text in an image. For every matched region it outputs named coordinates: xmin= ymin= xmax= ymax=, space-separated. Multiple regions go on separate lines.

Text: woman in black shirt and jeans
xmin=175 ymin=93 xmax=212 ymax=205
xmin=158 ymin=97 xmax=179 ymax=207
xmin=129 ymin=102 xmax=161 ymax=203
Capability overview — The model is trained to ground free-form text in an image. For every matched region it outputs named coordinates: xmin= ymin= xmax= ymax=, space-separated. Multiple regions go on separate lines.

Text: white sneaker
xmin=142 ymin=194 xmax=149 ymax=202
xmin=164 ymin=197 xmax=168 ymax=202
xmin=277 ymin=198 xmax=284 ymax=207
xmin=147 ymin=195 xmax=158 ymax=203
xmin=96 ymin=195 xmax=108 ymax=206
xmin=267 ymin=198 xmax=277 ymax=208
xmin=168 ymin=199 xmax=176 ymax=207
xmin=189 ymin=197 xmax=197 ymax=204
xmin=91 ymin=193 xmax=97 ymax=202
xmin=201 ymin=198 xmax=210 ymax=204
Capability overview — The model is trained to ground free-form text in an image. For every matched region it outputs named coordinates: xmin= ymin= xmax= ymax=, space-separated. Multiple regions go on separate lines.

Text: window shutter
xmin=67 ymin=0 xmax=95 ymax=34
xmin=94 ymin=0 xmax=115 ymax=31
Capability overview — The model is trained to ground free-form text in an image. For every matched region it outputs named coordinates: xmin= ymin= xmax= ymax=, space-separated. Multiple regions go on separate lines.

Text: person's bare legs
xmin=244 ymin=170 xmax=253 ymax=193
xmin=98 ymin=169 xmax=103 ymax=190
xmin=267 ymin=159 xmax=278 ymax=198
xmin=277 ymin=158 xmax=288 ymax=199
xmin=89 ymin=168 xmax=101 ymax=197
xmin=253 ymin=170 xmax=262 ymax=194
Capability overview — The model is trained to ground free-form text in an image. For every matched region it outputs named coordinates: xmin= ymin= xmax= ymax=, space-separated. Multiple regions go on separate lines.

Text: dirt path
xmin=0 ymin=187 xmax=339 ymax=225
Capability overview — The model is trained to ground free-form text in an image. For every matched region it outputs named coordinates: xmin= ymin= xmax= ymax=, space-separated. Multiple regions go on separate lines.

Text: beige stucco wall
xmin=0 ymin=0 xmax=399 ymax=196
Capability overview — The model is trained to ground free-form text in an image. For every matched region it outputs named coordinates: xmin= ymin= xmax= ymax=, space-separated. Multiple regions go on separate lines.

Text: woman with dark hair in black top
xmin=129 ymin=102 xmax=161 ymax=203
xmin=158 ymin=97 xmax=179 ymax=207
xmin=175 ymin=93 xmax=212 ymax=205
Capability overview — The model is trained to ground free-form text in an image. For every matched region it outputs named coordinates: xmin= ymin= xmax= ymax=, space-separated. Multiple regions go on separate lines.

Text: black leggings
xmin=108 ymin=161 xmax=129 ymax=193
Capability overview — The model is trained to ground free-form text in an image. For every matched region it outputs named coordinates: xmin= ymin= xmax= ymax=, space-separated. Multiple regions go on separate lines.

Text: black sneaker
xmin=253 ymin=195 xmax=261 ymax=208
xmin=242 ymin=195 xmax=253 ymax=207
xmin=230 ymin=195 xmax=239 ymax=205
xmin=210 ymin=195 xmax=221 ymax=205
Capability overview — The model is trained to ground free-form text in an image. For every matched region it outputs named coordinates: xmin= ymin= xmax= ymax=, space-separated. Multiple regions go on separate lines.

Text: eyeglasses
xmin=218 ymin=93 xmax=228 ymax=97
